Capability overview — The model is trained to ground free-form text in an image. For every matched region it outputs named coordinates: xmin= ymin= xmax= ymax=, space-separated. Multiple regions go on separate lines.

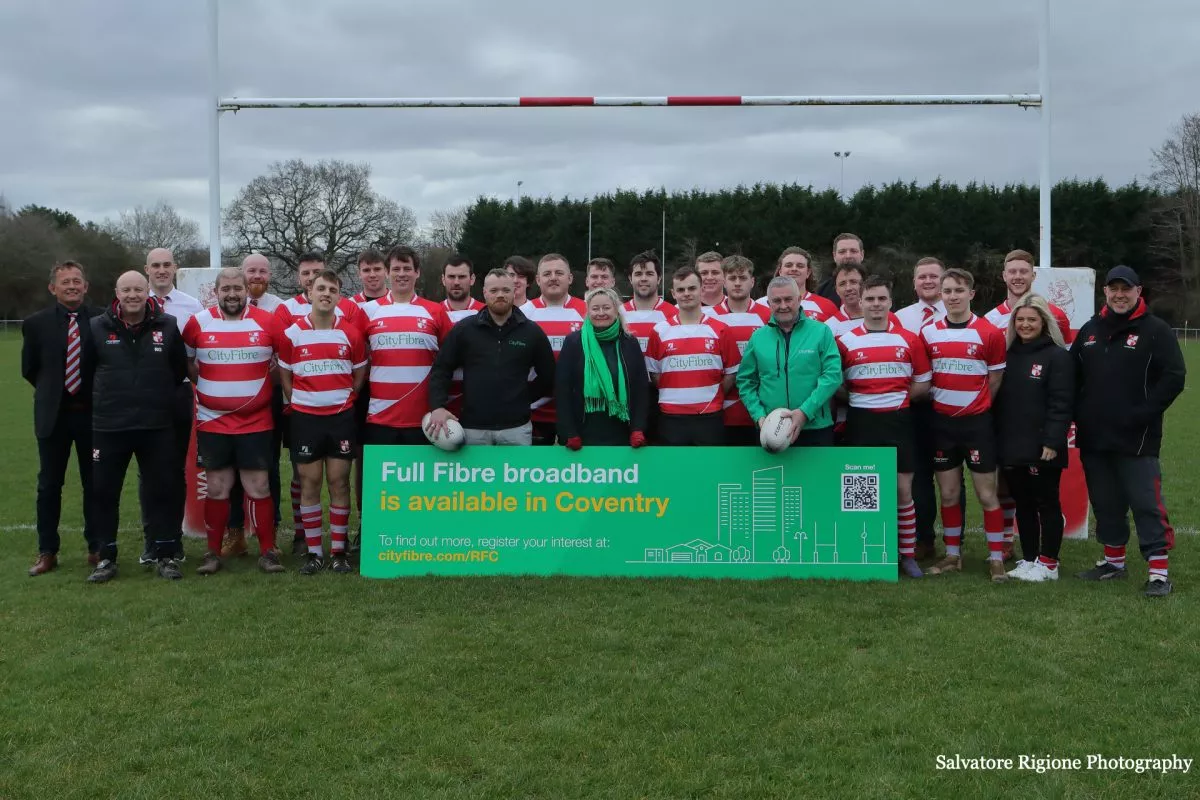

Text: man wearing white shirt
xmin=140 ymin=248 xmax=204 ymax=564
xmin=896 ymin=257 xmax=947 ymax=334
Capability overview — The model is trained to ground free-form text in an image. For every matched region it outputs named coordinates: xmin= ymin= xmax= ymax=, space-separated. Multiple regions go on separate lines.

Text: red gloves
xmin=565 ymin=437 xmax=583 ymax=451
xmin=629 ymin=431 xmax=647 ymax=448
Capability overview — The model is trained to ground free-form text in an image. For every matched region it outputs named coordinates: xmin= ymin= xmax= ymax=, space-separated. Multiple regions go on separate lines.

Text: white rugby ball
xmin=759 ymin=408 xmax=794 ymax=453
xmin=421 ymin=412 xmax=466 ymax=452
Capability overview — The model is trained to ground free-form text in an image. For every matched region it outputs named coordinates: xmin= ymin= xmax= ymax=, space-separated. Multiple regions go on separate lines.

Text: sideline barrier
xmin=361 ymin=446 xmax=898 ymax=581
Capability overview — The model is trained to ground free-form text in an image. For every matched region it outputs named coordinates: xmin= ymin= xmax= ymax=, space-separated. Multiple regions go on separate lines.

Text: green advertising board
xmin=361 ymin=446 xmax=897 ymax=581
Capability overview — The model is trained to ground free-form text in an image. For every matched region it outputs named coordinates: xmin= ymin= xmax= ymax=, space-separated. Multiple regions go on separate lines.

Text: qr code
xmin=842 ymin=473 xmax=879 ymax=511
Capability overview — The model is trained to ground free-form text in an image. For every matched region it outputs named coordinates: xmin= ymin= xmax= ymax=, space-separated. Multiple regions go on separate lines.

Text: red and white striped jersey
xmin=985 ymin=299 xmax=1074 ymax=344
xmin=920 ymin=315 xmax=1007 ymax=417
xmin=351 ymin=291 xmax=387 ymax=308
xmin=520 ymin=296 xmax=588 ymax=423
xmin=441 ymin=298 xmax=485 ymax=414
xmin=826 ymin=308 xmax=903 ymax=338
xmin=277 ymin=316 xmax=367 ymax=416
xmin=755 ymin=292 xmax=838 ymax=322
xmin=182 ymin=305 xmax=281 ymax=434
xmin=645 ymin=316 xmax=741 ymax=416
xmin=622 ymin=298 xmax=678 ymax=355
xmin=709 ymin=300 xmax=771 ymax=426
xmin=275 ymin=293 xmax=366 ymax=333
xmin=362 ymin=294 xmax=452 ymax=428
xmin=836 ymin=321 xmax=932 ymax=412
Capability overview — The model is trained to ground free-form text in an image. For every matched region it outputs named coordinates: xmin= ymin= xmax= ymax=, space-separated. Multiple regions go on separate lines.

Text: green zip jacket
xmin=736 ymin=315 xmax=843 ymax=429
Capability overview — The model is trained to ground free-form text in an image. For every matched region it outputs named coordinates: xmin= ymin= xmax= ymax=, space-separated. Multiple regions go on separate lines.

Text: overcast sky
xmin=1 ymin=0 xmax=1197 ymax=244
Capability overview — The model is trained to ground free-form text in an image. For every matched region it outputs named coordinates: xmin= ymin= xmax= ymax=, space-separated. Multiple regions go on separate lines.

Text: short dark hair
xmin=484 ymin=267 xmax=510 ymax=282
xmin=833 ymin=232 xmax=864 ymax=250
xmin=538 ymin=253 xmax=569 ymax=269
xmin=942 ymin=267 xmax=975 ymax=289
xmin=862 ymin=274 xmax=892 ymax=294
xmin=586 ymin=258 xmax=615 ymax=275
xmin=504 ymin=255 xmax=535 ymax=281
xmin=50 ymin=260 xmax=86 ymax=283
xmin=672 ymin=265 xmax=701 ymax=285
xmin=386 ymin=244 xmax=420 ymax=269
xmin=313 ymin=269 xmax=341 ymax=288
xmin=628 ymin=250 xmax=662 ymax=278
xmin=298 ymin=250 xmax=326 ymax=265
xmin=443 ymin=254 xmax=473 ymax=275
xmin=915 ymin=256 xmax=944 ymax=270
xmin=1004 ymin=249 xmax=1035 ymax=266
xmin=357 ymin=248 xmax=385 ymax=267
xmin=834 ymin=262 xmax=867 ymax=282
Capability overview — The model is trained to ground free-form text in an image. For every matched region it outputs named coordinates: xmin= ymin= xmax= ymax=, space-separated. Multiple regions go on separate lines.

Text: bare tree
xmin=103 ymin=200 xmax=202 ymax=257
xmin=426 ymin=206 xmax=469 ymax=250
xmin=1149 ymin=112 xmax=1200 ymax=294
xmin=223 ymin=158 xmax=418 ymax=295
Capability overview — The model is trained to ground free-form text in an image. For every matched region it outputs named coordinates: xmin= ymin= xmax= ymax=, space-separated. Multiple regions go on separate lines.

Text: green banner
xmin=361 ymin=446 xmax=898 ymax=581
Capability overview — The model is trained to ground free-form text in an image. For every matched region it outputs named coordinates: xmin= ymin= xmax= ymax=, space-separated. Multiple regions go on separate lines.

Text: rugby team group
xmin=22 ymin=233 xmax=1185 ymax=595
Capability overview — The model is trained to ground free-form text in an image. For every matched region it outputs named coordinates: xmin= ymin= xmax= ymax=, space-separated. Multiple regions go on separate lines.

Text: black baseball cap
xmin=1104 ymin=265 xmax=1141 ymax=287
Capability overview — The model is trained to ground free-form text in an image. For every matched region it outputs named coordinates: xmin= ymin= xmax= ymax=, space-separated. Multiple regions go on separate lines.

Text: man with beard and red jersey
xmin=360 ymin=244 xmax=452 ymax=446
xmin=708 ymin=255 xmax=771 ymax=446
xmin=274 ymin=251 xmax=366 ymax=555
xmin=520 ymin=253 xmax=587 ymax=445
xmin=646 ymin=266 xmax=741 ymax=446
xmin=278 ymin=270 xmax=367 ymax=575
xmin=983 ymin=249 xmax=1073 ymax=558
xmin=223 ymin=253 xmax=285 ymax=559
xmin=696 ymin=251 xmax=725 ymax=308
xmin=836 ymin=275 xmax=933 ymax=578
xmin=440 ymin=253 xmax=484 ymax=416
xmin=754 ymin=247 xmax=838 ymax=322
xmin=921 ymin=268 xmax=1008 ymax=581
xmin=184 ymin=268 xmax=287 ymax=576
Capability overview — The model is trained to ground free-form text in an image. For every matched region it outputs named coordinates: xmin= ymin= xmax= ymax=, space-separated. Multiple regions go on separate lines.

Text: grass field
xmin=1 ymin=332 xmax=1196 ymax=799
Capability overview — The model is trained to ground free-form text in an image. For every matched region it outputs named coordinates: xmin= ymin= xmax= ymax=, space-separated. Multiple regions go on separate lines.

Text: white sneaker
xmin=1007 ymin=559 xmax=1037 ymax=579
xmin=1034 ymin=562 xmax=1059 ymax=581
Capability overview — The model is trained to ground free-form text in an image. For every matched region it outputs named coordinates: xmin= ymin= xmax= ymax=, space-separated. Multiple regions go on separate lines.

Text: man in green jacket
xmin=737 ymin=276 xmax=843 ymax=445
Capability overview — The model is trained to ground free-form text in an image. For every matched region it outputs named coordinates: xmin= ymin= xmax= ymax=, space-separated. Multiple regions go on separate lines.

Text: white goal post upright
xmin=205 ymin=0 xmax=1052 ymax=270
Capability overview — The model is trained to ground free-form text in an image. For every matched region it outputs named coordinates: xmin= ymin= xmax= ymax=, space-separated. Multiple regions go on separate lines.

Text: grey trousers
xmin=1080 ymin=452 xmax=1175 ymax=560
xmin=464 ymin=422 xmax=533 ymax=446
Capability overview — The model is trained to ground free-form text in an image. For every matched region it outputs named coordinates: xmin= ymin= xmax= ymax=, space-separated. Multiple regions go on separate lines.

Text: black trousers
xmin=725 ymin=425 xmax=759 ymax=447
xmin=580 ymin=412 xmax=632 ymax=446
xmin=94 ymin=428 xmax=179 ymax=562
xmin=1002 ymin=464 xmax=1063 ymax=561
xmin=911 ymin=403 xmax=965 ymax=546
xmin=35 ymin=404 xmax=96 ymax=555
xmin=657 ymin=412 xmax=725 ymax=446
xmin=140 ymin=383 xmax=193 ymax=550
xmin=532 ymin=421 xmax=560 ymax=446
xmin=1081 ymin=452 xmax=1174 ymax=560
xmin=229 ymin=389 xmax=285 ymax=529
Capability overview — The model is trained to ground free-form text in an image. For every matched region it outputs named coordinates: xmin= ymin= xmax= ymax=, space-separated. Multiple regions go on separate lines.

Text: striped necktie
xmin=65 ymin=312 xmax=81 ymax=395
xmin=921 ymin=306 xmax=935 ymax=328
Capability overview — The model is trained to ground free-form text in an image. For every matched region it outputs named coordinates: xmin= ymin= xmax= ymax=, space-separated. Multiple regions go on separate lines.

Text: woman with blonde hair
xmin=555 ymin=287 xmax=650 ymax=449
xmin=993 ymin=293 xmax=1075 ymax=581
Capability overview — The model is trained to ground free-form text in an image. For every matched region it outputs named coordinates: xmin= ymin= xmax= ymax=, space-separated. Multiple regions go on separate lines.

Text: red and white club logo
xmin=338 ymin=345 xmax=348 ymax=357
xmin=92 ymin=449 xmax=100 ymax=461
xmin=339 ymin=440 xmax=351 ymax=454
xmin=704 ymin=339 xmax=715 ymax=351
xmin=249 ymin=332 xmax=260 ymax=344
xmin=966 ymin=344 xmax=979 ymax=356
xmin=969 ymin=449 xmax=981 ymax=463
xmin=416 ymin=318 xmax=428 ymax=329
xmin=1126 ymin=334 xmax=1139 ymax=347
xmin=152 ymin=330 xmax=163 ymax=344
xmin=895 ymin=348 xmax=907 ymax=360
xmin=570 ymin=322 xmax=582 ymax=332
xmin=1031 ymin=363 xmax=1043 ymax=377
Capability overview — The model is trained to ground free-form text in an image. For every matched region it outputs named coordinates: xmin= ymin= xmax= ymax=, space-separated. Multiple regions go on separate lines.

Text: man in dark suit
xmin=22 ymin=261 xmax=103 ymax=575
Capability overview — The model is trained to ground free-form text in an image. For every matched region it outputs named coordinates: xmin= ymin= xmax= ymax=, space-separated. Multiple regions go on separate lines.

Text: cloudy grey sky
xmin=1 ymin=0 xmax=1197 ymax=242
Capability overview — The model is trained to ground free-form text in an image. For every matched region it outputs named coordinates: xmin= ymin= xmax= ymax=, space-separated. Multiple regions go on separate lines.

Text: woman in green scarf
xmin=555 ymin=287 xmax=650 ymax=449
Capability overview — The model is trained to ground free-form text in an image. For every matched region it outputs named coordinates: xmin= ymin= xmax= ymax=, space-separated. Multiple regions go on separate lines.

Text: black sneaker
xmin=291 ymin=537 xmax=307 ymax=557
xmin=1075 ymin=560 xmax=1128 ymax=581
xmin=87 ymin=559 xmax=118 ymax=583
xmin=299 ymin=553 xmax=325 ymax=575
xmin=138 ymin=550 xmax=156 ymax=566
xmin=157 ymin=558 xmax=183 ymax=580
xmin=258 ymin=550 xmax=286 ymax=574
xmin=1144 ymin=577 xmax=1173 ymax=597
xmin=330 ymin=553 xmax=352 ymax=574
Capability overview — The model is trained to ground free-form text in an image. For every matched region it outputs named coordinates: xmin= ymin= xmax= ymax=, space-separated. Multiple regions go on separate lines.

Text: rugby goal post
xmin=205 ymin=0 xmax=1053 ymax=270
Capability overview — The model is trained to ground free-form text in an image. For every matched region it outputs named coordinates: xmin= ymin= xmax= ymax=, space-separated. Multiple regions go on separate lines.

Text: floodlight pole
xmin=207 ymin=0 xmax=222 ymax=270
xmin=1038 ymin=0 xmax=1052 ymax=268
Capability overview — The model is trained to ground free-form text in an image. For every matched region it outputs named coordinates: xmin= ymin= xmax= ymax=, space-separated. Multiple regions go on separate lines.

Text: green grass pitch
xmin=0 ymin=332 xmax=1196 ymax=798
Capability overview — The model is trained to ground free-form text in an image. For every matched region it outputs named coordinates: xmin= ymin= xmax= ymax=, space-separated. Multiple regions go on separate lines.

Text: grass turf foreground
xmin=1 ymin=333 xmax=1197 ymax=799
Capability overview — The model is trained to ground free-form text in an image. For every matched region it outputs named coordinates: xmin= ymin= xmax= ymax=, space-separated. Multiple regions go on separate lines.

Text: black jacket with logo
xmin=1069 ymin=299 xmax=1186 ymax=457
xmin=429 ymin=307 xmax=556 ymax=430
xmin=994 ymin=334 xmax=1074 ymax=469
xmin=90 ymin=300 xmax=188 ymax=432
